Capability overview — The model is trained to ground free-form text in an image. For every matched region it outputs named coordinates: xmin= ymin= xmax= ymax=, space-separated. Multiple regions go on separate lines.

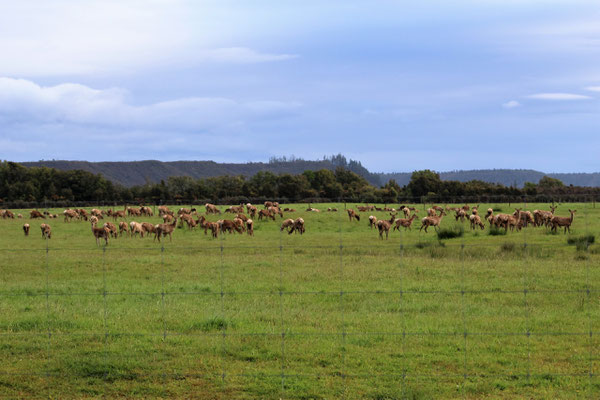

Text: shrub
xmin=436 ymin=225 xmax=464 ymax=240
xmin=500 ymin=242 xmax=515 ymax=253
xmin=567 ymin=234 xmax=595 ymax=249
xmin=488 ymin=226 xmax=506 ymax=236
xmin=493 ymin=207 xmax=503 ymax=212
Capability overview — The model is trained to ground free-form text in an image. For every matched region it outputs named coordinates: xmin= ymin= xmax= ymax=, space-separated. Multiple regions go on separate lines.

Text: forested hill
xmin=22 ymin=156 xmax=382 ymax=187
xmin=21 ymin=160 xmax=600 ymax=188
xmin=380 ymin=169 xmax=600 ymax=188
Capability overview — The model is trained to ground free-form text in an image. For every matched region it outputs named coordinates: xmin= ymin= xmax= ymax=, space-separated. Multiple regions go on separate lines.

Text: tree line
xmin=1 ymin=162 xmax=599 ymax=207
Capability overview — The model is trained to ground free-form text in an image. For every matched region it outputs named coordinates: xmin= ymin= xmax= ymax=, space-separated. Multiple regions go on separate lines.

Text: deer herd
xmin=346 ymin=203 xmax=577 ymax=239
xmin=0 ymin=201 xmax=578 ymax=245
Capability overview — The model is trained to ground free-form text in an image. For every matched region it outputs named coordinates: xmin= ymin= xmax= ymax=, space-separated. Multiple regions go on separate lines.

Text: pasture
xmin=0 ymin=202 xmax=599 ymax=399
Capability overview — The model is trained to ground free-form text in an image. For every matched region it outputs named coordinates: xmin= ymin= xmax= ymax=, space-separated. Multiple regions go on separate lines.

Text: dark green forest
xmin=1 ymin=162 xmax=599 ymax=207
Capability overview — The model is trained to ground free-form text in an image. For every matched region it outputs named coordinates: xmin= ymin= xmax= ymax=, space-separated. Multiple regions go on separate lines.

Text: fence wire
xmin=0 ymin=199 xmax=597 ymax=399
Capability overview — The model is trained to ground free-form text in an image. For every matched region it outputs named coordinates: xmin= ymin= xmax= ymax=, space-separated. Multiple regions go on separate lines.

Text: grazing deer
xmin=455 ymin=208 xmax=467 ymax=222
xmin=30 ymin=210 xmax=45 ymax=219
xmin=258 ymin=209 xmax=275 ymax=221
xmin=40 ymin=223 xmax=51 ymax=239
xmin=23 ymin=223 xmax=30 ymax=236
xmin=103 ymin=222 xmax=118 ymax=238
xmin=368 ymin=215 xmax=377 ymax=229
xmin=141 ymin=222 xmax=156 ymax=237
xmin=347 ymin=209 xmax=360 ymax=222
xmin=118 ymin=221 xmax=129 ymax=237
xmin=469 ymin=214 xmax=485 ymax=230
xmin=293 ymin=217 xmax=305 ymax=235
xmin=207 ymin=222 xmax=220 ymax=238
xmin=246 ymin=219 xmax=254 ymax=236
xmin=63 ymin=209 xmax=79 ymax=222
xmin=268 ymin=206 xmax=283 ymax=219
xmin=504 ymin=209 xmax=522 ymax=232
xmin=551 ymin=209 xmax=576 ymax=234
xmin=129 ymin=221 xmax=144 ymax=238
xmin=246 ymin=205 xmax=257 ymax=218
xmin=281 ymin=218 xmax=295 ymax=233
xmin=205 ymin=203 xmax=221 ymax=215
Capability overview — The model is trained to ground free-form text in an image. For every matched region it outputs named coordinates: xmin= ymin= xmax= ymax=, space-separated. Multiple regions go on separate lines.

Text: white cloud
xmin=527 ymin=93 xmax=592 ymax=100
xmin=584 ymin=86 xmax=600 ymax=92
xmin=502 ymin=100 xmax=521 ymax=109
xmin=201 ymin=47 xmax=298 ymax=64
xmin=0 ymin=77 xmax=301 ymax=131
xmin=0 ymin=1 xmax=296 ymax=76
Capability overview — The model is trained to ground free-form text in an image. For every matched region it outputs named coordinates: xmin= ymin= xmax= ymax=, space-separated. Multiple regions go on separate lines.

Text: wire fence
xmin=0 ymin=198 xmax=597 ymax=398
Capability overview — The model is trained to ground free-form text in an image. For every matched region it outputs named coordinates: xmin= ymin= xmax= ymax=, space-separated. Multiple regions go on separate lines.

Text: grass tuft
xmin=500 ymin=242 xmax=515 ymax=253
xmin=436 ymin=225 xmax=464 ymax=240
xmin=488 ymin=226 xmax=506 ymax=236
xmin=189 ymin=317 xmax=230 ymax=332
xmin=567 ymin=234 xmax=595 ymax=251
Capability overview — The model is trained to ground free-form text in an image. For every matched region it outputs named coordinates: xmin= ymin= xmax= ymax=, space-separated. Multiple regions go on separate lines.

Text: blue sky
xmin=0 ymin=0 xmax=599 ymax=173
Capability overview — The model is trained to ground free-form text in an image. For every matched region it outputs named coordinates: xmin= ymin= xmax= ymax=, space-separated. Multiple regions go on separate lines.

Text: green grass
xmin=0 ymin=202 xmax=599 ymax=398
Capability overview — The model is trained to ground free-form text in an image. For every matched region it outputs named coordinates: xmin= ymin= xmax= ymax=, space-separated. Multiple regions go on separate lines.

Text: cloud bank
xmin=0 ymin=78 xmax=301 ymax=131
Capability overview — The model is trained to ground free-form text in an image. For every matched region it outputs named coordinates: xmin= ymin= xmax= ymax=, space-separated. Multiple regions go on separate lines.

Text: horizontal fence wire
xmin=0 ymin=198 xmax=597 ymax=399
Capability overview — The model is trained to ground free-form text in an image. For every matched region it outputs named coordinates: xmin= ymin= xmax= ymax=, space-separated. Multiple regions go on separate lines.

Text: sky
xmin=0 ymin=0 xmax=599 ymax=173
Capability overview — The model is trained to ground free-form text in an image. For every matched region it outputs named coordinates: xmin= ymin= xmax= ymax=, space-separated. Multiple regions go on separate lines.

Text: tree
xmin=407 ymin=170 xmax=442 ymax=198
xmin=538 ymin=176 xmax=564 ymax=189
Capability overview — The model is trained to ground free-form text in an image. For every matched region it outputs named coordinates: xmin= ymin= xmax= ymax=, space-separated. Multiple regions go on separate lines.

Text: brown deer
xmin=504 ymin=209 xmax=522 ymax=232
xmin=219 ymin=219 xmax=243 ymax=234
xmin=281 ymin=218 xmax=295 ymax=233
xmin=376 ymin=214 xmax=396 ymax=240
xmin=129 ymin=221 xmax=144 ymax=238
xmin=455 ymin=208 xmax=467 ymax=222
xmin=155 ymin=218 xmax=177 ymax=242
xmin=30 ymin=210 xmax=45 ymax=219
xmin=207 ymin=222 xmax=220 ymax=238
xmin=551 ymin=209 xmax=576 ymax=233
xmin=347 ymin=209 xmax=360 ymax=222
xmin=419 ymin=211 xmax=446 ymax=233
xmin=368 ymin=215 xmax=377 ymax=229
xmin=40 ymin=223 xmax=51 ymax=239
xmin=23 ymin=223 xmax=30 ymax=236
xmin=118 ymin=221 xmax=129 ymax=237
xmin=533 ymin=206 xmax=556 ymax=227
xmin=258 ymin=209 xmax=275 ymax=221
xmin=246 ymin=219 xmax=254 ymax=236
xmin=205 ymin=203 xmax=221 ymax=215
xmin=78 ymin=209 xmax=89 ymax=221
xmin=141 ymin=222 xmax=156 ymax=237
xmin=109 ymin=209 xmax=126 ymax=220
xmin=268 ymin=206 xmax=284 ymax=219
xmin=91 ymin=221 xmax=109 ymax=246
xmin=469 ymin=214 xmax=485 ymax=230
xmin=293 ymin=217 xmax=305 ymax=235
xmin=63 ymin=209 xmax=79 ymax=222
xmin=393 ymin=214 xmax=417 ymax=231
xmin=103 ymin=222 xmax=118 ymax=238
xmin=247 ymin=205 xmax=257 ymax=218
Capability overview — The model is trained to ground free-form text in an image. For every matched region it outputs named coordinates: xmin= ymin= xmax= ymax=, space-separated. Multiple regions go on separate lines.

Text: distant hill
xmin=380 ymin=169 xmax=600 ymax=188
xmin=20 ymin=160 xmax=600 ymax=188
xmin=22 ymin=156 xmax=382 ymax=187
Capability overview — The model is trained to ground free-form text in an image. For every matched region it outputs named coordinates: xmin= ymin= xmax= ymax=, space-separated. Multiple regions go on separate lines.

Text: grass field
xmin=1 ymin=202 xmax=599 ymax=399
